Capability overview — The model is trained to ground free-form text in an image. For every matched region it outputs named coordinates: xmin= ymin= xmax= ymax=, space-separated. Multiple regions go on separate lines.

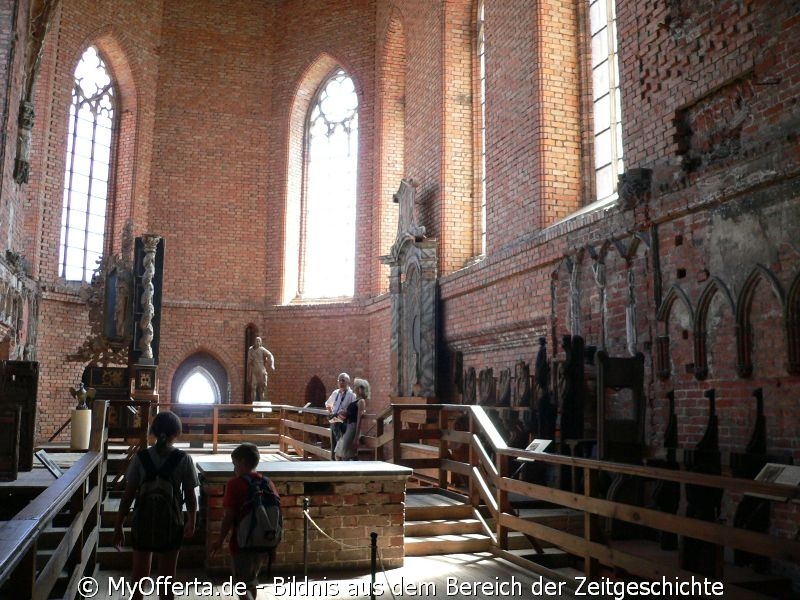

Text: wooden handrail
xmin=0 ymin=452 xmax=103 ymax=597
xmin=383 ymin=402 xmax=800 ymax=596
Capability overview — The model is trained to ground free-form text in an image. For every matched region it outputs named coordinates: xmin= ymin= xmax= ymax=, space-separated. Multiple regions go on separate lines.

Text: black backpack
xmin=131 ymin=449 xmax=186 ymax=552
xmin=236 ymin=474 xmax=283 ymax=555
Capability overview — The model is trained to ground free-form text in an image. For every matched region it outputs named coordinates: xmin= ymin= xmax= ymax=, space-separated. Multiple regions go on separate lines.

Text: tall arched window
xmin=300 ymin=69 xmax=358 ymax=299
xmin=59 ymin=46 xmax=116 ymax=282
xmin=477 ymin=0 xmax=487 ymax=256
xmin=589 ymin=0 xmax=624 ymax=201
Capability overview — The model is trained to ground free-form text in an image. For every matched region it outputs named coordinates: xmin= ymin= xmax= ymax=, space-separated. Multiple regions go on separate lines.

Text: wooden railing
xmin=157 ymin=402 xmax=334 ymax=458
xmin=158 ymin=402 xmax=283 ymax=452
xmin=0 ymin=401 xmax=107 ymax=600
xmin=385 ymin=403 xmax=800 ymax=599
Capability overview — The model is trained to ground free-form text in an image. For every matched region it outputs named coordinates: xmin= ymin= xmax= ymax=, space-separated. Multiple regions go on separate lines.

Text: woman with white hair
xmin=335 ymin=377 xmax=368 ymax=460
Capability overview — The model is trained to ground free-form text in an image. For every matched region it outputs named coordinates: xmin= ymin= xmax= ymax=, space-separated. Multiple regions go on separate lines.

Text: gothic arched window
xmin=300 ymin=69 xmax=359 ymax=299
xmin=59 ymin=46 xmax=116 ymax=282
xmin=177 ymin=367 xmax=220 ymax=404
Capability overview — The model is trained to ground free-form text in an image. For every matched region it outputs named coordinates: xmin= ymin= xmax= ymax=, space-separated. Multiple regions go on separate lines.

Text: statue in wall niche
xmin=478 ymin=367 xmax=495 ymax=405
xmin=514 ymin=360 xmax=531 ymax=408
xmin=536 ymin=337 xmax=557 ymax=440
xmin=463 ymin=367 xmax=477 ymax=404
xmin=557 ymin=335 xmax=584 ymax=441
xmin=497 ymin=368 xmax=511 ymax=407
xmin=114 ymin=276 xmax=131 ymax=338
xmin=247 ymin=337 xmax=275 ymax=403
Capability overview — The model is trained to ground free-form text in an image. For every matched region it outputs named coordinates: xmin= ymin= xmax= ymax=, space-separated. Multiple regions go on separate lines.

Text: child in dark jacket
xmin=211 ymin=443 xmax=280 ymax=600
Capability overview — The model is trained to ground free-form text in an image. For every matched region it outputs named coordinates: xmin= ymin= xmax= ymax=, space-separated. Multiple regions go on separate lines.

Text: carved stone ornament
xmin=13 ymin=101 xmax=35 ymax=184
xmin=381 ymin=179 xmax=437 ymax=396
xmin=393 ymin=178 xmax=426 ymax=245
xmin=618 ymin=168 xmax=653 ymax=209
xmin=67 ymin=222 xmax=134 ymax=366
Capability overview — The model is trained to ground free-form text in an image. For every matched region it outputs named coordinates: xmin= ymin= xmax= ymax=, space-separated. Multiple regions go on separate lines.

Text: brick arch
xmin=170 ymin=350 xmax=230 ymax=404
xmin=693 ymin=277 xmax=735 ymax=380
xmin=375 ymin=9 xmax=407 ymax=293
xmin=787 ymin=272 xmax=800 ymax=375
xmin=550 ymin=256 xmax=575 ymax=343
xmin=735 ymin=265 xmax=785 ymax=378
xmin=655 ymin=284 xmax=694 ymax=381
xmin=304 ymin=376 xmax=327 ymax=408
xmin=162 ymin=342 xmax=239 ymax=404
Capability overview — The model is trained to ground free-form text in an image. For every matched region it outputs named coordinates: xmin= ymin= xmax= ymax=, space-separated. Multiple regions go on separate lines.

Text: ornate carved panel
xmin=381 ymin=179 xmax=438 ymax=396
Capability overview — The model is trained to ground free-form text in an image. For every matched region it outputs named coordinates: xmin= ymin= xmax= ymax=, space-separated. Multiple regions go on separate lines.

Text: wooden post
xmin=496 ymin=452 xmax=510 ymax=549
xmin=438 ymin=408 xmax=447 ymax=488
xmin=392 ymin=405 xmax=401 ymax=464
xmin=583 ymin=465 xmax=599 ymax=578
xmin=212 ymin=405 xmax=219 ymax=452
xmin=8 ymin=540 xmax=36 ymax=598
xmin=88 ymin=400 xmax=108 ymax=452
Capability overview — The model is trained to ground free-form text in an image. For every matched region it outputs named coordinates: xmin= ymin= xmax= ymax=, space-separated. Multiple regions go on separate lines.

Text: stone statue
xmin=247 ymin=336 xmax=275 ymax=403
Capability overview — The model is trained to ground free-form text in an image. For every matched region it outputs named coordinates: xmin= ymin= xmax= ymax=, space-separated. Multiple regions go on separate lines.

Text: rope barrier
xmin=303 ymin=509 xmax=368 ymax=550
xmin=301 ymin=501 xmax=399 ymax=600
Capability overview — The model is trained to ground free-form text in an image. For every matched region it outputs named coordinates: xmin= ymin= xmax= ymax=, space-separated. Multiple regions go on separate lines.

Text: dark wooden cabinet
xmin=0 ymin=360 xmax=38 ymax=472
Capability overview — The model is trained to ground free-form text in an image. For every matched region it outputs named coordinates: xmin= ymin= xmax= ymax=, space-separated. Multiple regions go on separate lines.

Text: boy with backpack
xmin=211 ymin=443 xmax=282 ymax=600
xmin=113 ymin=411 xmax=199 ymax=600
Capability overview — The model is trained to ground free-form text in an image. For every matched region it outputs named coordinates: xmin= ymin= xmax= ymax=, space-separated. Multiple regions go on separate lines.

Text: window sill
xmin=551 ymin=194 xmax=618 ymax=228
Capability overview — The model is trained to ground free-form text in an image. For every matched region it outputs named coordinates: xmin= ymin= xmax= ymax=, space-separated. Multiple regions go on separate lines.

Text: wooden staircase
xmin=94 ymin=446 xmax=207 ymax=570
xmin=404 ymin=490 xmax=491 ymax=556
xmin=96 ymin=495 xmax=206 ymax=570
xmin=403 ymin=489 xmax=582 ymax=567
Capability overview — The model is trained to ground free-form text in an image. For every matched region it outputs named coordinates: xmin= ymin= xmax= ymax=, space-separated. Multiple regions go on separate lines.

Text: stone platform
xmin=197 ymin=460 xmax=413 ymax=573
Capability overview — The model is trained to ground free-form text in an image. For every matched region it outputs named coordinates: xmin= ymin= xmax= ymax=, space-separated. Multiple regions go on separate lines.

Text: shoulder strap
xmin=137 ymin=448 xmax=158 ymax=479
xmin=160 ymin=449 xmax=185 ymax=476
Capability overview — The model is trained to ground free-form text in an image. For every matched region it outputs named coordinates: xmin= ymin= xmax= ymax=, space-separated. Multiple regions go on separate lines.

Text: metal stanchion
xmin=303 ymin=497 xmax=310 ymax=578
xmin=370 ymin=532 xmax=378 ymax=600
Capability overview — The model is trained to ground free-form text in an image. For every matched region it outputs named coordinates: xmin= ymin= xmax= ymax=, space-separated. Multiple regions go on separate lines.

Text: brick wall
xmin=203 ymin=476 xmax=406 ymax=573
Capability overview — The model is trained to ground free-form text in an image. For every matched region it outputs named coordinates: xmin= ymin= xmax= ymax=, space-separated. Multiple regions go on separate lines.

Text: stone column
xmin=137 ymin=234 xmax=161 ymax=364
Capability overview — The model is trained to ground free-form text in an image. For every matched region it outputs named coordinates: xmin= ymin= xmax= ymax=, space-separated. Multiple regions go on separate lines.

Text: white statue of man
xmin=247 ymin=336 xmax=275 ymax=403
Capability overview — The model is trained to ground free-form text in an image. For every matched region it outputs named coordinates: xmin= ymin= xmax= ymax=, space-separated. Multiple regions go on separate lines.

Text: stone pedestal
xmin=197 ymin=460 xmax=412 ymax=574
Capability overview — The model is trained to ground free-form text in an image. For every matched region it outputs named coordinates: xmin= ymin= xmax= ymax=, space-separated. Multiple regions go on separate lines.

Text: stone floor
xmin=95 ymin=552 xmax=577 ymax=600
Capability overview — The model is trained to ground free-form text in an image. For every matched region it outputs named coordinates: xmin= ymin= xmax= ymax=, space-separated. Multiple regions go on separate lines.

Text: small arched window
xmin=300 ymin=69 xmax=359 ymax=299
xmin=177 ymin=366 xmax=220 ymax=404
xmin=171 ymin=352 xmax=229 ymax=404
xmin=59 ymin=46 xmax=116 ymax=282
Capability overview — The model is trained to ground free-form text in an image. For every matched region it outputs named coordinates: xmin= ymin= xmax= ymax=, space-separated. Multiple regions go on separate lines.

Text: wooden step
xmin=404 ymin=518 xmax=483 ymax=537
xmin=506 ymin=530 xmax=560 ymax=551
xmin=405 ymin=489 xmax=473 ymax=521
xmin=504 ymin=547 xmax=572 ymax=569
xmin=405 ymin=503 xmax=473 ymax=521
xmin=97 ymin=543 xmax=206 ymax=570
xmin=97 ymin=525 xmax=204 ymax=548
xmin=404 ymin=533 xmax=491 ymax=556
xmin=515 ymin=507 xmax=584 ymax=535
